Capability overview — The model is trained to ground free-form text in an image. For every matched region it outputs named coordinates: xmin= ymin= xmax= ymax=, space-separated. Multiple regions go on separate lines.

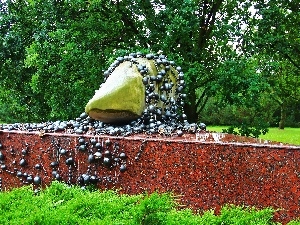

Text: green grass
xmin=0 ymin=181 xmax=299 ymax=225
xmin=207 ymin=126 xmax=300 ymax=146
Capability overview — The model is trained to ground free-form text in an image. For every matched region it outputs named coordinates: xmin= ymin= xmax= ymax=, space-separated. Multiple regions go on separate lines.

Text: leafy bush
xmin=200 ymin=95 xmax=276 ymax=137
xmin=0 ymin=181 xmax=299 ymax=224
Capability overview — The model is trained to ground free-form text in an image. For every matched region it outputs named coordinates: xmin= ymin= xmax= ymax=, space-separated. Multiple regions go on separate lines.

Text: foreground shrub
xmin=0 ymin=181 xmax=299 ymax=224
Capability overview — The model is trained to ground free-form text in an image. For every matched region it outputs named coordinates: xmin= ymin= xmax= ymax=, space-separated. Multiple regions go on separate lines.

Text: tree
xmin=0 ymin=0 xmax=239 ymax=122
xmin=1 ymin=0 xmax=141 ymax=121
xmin=0 ymin=0 xmax=41 ymax=122
xmin=259 ymin=58 xmax=300 ymax=129
xmin=24 ymin=0 xmax=124 ymax=120
xmin=1 ymin=0 xmax=298 ymax=135
xmin=113 ymin=0 xmax=254 ymax=123
xmin=239 ymin=0 xmax=300 ymax=129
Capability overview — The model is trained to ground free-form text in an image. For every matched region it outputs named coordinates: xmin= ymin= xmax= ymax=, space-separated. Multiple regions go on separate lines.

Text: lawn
xmin=207 ymin=126 xmax=300 ymax=146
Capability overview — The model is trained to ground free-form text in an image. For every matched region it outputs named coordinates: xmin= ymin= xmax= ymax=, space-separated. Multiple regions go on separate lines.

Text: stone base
xmin=0 ymin=130 xmax=299 ymax=224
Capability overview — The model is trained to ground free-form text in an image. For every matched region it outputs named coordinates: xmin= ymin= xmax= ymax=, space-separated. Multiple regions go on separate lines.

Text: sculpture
xmin=85 ymin=52 xmax=189 ymax=134
xmin=0 ymin=52 xmax=206 ymax=135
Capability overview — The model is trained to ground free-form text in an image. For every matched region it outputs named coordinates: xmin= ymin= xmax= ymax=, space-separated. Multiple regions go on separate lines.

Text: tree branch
xmin=283 ymin=53 xmax=300 ymax=71
xmin=194 ymin=86 xmax=211 ymax=114
xmin=116 ymin=1 xmax=139 ymax=35
xmin=197 ymin=0 xmax=223 ymax=50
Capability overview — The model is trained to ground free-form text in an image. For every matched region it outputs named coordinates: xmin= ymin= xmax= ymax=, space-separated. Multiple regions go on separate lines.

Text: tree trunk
xmin=184 ymin=89 xmax=198 ymax=123
xmin=278 ymin=102 xmax=286 ymax=129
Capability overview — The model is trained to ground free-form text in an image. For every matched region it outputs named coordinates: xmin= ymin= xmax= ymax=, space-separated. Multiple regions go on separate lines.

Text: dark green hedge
xmin=0 ymin=181 xmax=299 ymax=225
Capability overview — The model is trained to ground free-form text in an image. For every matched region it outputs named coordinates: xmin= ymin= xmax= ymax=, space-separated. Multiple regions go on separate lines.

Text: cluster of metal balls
xmin=0 ymin=52 xmax=206 ymax=136
xmin=52 ymin=137 xmax=127 ymax=187
xmin=77 ymin=138 xmax=127 ymax=187
xmin=0 ymin=142 xmax=42 ymax=190
xmin=0 ymin=137 xmax=127 ymax=189
xmin=101 ymin=51 xmax=207 ymax=136
xmin=105 ymin=52 xmax=186 ymax=128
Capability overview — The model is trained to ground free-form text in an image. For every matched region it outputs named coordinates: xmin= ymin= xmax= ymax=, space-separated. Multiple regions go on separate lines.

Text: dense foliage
xmin=1 ymin=181 xmax=298 ymax=224
xmin=0 ymin=0 xmax=299 ymax=136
